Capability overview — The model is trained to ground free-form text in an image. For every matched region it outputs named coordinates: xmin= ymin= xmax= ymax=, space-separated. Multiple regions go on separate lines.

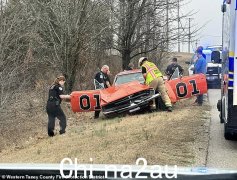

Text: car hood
xmin=100 ymin=81 xmax=150 ymax=106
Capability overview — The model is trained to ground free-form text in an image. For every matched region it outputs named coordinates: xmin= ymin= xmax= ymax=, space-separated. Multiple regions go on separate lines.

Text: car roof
xmin=116 ymin=69 xmax=142 ymax=76
xmin=202 ymin=49 xmax=212 ymax=54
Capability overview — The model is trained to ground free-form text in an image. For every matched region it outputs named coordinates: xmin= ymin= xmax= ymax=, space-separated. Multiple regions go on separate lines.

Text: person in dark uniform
xmin=46 ymin=76 xmax=71 ymax=137
xmin=165 ymin=57 xmax=184 ymax=80
xmin=94 ymin=65 xmax=111 ymax=119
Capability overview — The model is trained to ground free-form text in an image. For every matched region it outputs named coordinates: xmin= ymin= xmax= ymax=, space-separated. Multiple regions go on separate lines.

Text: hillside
xmin=0 ymin=52 xmax=211 ymax=167
xmin=0 ymin=98 xmax=210 ymax=166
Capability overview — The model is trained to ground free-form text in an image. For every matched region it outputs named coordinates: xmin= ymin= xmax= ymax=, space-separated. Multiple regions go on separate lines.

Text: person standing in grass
xmin=93 ymin=65 xmax=111 ymax=119
xmin=193 ymin=50 xmax=207 ymax=106
xmin=46 ymin=75 xmax=71 ymax=137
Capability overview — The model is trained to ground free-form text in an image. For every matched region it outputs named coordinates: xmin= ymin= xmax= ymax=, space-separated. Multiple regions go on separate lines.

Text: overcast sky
xmin=179 ymin=0 xmax=223 ymax=52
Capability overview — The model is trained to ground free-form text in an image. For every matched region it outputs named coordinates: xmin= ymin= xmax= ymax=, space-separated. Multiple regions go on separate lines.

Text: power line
xmin=188 ymin=17 xmax=194 ymax=53
xmin=177 ymin=0 xmax=180 ymax=52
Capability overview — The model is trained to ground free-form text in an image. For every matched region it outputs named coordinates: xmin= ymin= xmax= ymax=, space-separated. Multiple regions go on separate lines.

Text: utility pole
xmin=195 ymin=39 xmax=199 ymax=50
xmin=1 ymin=0 xmax=2 ymax=15
xmin=188 ymin=18 xmax=193 ymax=53
xmin=177 ymin=0 xmax=180 ymax=52
xmin=0 ymin=0 xmax=3 ymax=32
xmin=166 ymin=0 xmax=169 ymax=51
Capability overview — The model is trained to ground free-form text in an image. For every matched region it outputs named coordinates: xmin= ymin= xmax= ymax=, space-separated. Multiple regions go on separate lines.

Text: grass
xmin=0 ymin=97 xmax=211 ymax=166
xmin=0 ymin=52 xmax=211 ymax=167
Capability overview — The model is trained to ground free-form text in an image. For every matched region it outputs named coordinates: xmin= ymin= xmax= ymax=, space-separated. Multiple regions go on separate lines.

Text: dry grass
xmin=0 ymin=96 xmax=210 ymax=167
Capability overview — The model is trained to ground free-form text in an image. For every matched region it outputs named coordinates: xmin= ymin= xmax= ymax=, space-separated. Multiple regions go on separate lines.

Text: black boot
xmin=166 ymin=106 xmax=172 ymax=112
xmin=59 ymin=130 xmax=66 ymax=135
xmin=48 ymin=130 xmax=54 ymax=137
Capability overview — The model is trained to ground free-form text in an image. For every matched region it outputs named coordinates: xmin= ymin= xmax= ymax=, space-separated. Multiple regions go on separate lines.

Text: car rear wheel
xmin=224 ymin=123 xmax=235 ymax=140
xmin=217 ymin=100 xmax=224 ymax=123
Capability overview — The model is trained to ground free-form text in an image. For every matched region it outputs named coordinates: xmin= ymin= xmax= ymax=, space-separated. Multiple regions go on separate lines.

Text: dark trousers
xmin=46 ymin=103 xmax=66 ymax=136
xmin=196 ymin=94 xmax=203 ymax=105
xmin=94 ymin=110 xmax=100 ymax=119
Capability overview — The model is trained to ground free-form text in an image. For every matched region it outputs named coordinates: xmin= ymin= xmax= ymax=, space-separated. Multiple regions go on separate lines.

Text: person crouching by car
xmin=46 ymin=75 xmax=71 ymax=137
xmin=138 ymin=57 xmax=172 ymax=112
xmin=94 ymin=65 xmax=111 ymax=119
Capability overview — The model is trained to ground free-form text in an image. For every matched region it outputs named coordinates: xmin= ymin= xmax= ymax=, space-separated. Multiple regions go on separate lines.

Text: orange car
xmin=71 ymin=69 xmax=207 ymax=117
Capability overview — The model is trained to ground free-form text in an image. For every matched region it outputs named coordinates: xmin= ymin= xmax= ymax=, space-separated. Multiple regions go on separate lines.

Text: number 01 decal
xmin=79 ymin=94 xmax=101 ymax=110
xmin=93 ymin=94 xmax=101 ymax=110
xmin=176 ymin=80 xmax=200 ymax=98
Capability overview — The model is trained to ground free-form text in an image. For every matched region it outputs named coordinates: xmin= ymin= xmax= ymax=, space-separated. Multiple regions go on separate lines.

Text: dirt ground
xmin=0 ymin=52 xmax=211 ymax=167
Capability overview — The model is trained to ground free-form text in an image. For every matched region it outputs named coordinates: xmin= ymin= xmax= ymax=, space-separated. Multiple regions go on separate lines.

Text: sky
xmin=179 ymin=0 xmax=223 ymax=52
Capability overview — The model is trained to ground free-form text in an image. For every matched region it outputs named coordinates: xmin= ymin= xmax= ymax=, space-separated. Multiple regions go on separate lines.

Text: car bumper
xmin=102 ymin=93 xmax=160 ymax=116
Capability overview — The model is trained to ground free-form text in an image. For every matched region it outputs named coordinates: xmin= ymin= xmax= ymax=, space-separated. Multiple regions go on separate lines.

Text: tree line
xmin=0 ymin=0 xmax=195 ymax=110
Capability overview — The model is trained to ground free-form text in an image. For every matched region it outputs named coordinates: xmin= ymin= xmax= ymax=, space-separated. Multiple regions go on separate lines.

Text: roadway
xmin=206 ymin=89 xmax=237 ymax=169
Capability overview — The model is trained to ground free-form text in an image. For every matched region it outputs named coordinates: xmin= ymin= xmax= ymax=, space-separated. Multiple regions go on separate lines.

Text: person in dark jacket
xmin=46 ymin=76 xmax=71 ymax=137
xmin=94 ymin=65 xmax=111 ymax=119
xmin=165 ymin=57 xmax=184 ymax=79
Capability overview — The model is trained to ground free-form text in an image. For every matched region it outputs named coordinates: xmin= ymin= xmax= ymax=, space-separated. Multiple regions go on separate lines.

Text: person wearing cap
xmin=94 ymin=65 xmax=111 ymax=119
xmin=165 ymin=57 xmax=184 ymax=80
xmin=196 ymin=46 xmax=206 ymax=59
xmin=193 ymin=50 xmax=207 ymax=106
xmin=138 ymin=57 xmax=172 ymax=112
xmin=46 ymin=75 xmax=71 ymax=137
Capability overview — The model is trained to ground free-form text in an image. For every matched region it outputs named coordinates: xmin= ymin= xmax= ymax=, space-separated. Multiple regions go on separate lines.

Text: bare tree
xmin=0 ymin=0 xmax=199 ymax=106
xmin=18 ymin=0 xmax=111 ymax=92
xmin=107 ymin=0 xmax=196 ymax=69
xmin=0 ymin=1 xmax=37 ymax=110
xmin=0 ymin=0 xmax=113 ymax=112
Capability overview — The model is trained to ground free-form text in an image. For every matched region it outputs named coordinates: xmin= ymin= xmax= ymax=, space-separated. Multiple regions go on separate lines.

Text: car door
xmin=166 ymin=71 xmax=207 ymax=102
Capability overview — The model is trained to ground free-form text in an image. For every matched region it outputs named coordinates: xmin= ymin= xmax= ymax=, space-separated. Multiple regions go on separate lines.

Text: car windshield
xmin=114 ymin=72 xmax=144 ymax=85
xmin=170 ymin=67 xmax=181 ymax=80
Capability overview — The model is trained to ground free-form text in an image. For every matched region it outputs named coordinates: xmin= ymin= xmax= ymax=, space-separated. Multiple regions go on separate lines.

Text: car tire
xmin=217 ymin=100 xmax=224 ymax=123
xmin=224 ymin=123 xmax=235 ymax=140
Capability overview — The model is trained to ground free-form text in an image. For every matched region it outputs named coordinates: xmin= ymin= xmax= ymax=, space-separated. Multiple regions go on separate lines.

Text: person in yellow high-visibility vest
xmin=138 ymin=57 xmax=172 ymax=112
